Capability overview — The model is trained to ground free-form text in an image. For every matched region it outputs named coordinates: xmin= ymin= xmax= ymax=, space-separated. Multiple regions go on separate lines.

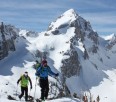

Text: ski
xmin=7 ymin=95 xmax=17 ymax=101
xmin=36 ymin=99 xmax=41 ymax=102
xmin=36 ymin=99 xmax=45 ymax=102
xmin=35 ymin=98 xmax=55 ymax=102
xmin=7 ymin=95 xmax=34 ymax=102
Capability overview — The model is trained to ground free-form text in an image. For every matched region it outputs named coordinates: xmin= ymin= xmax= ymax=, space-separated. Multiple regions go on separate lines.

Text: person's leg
xmin=24 ymin=87 xmax=28 ymax=101
xmin=44 ymin=78 xmax=49 ymax=99
xmin=19 ymin=87 xmax=24 ymax=99
xmin=40 ymin=78 xmax=45 ymax=100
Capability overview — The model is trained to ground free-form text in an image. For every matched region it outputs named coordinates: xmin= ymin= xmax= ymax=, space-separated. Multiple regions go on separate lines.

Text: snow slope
xmin=0 ymin=9 xmax=116 ymax=102
xmin=0 ymin=37 xmax=31 ymax=75
xmin=0 ymin=35 xmax=79 ymax=102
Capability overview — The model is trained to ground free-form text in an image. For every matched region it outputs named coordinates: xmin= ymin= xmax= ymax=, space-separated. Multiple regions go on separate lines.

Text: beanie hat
xmin=25 ymin=71 xmax=28 ymax=74
xmin=42 ymin=60 xmax=47 ymax=65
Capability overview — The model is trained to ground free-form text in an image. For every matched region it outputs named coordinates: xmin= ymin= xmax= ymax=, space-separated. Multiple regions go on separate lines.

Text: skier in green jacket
xmin=17 ymin=71 xmax=32 ymax=101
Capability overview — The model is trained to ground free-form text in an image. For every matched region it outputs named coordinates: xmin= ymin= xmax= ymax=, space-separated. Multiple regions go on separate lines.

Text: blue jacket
xmin=36 ymin=65 xmax=56 ymax=78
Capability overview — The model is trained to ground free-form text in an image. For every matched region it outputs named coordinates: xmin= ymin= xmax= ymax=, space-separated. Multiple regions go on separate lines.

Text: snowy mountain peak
xmin=105 ymin=33 xmax=116 ymax=49
xmin=109 ymin=33 xmax=116 ymax=40
xmin=62 ymin=8 xmax=77 ymax=17
xmin=47 ymin=8 xmax=93 ymax=36
xmin=101 ymin=33 xmax=116 ymax=49
xmin=102 ymin=33 xmax=116 ymax=40
xmin=109 ymin=33 xmax=116 ymax=43
xmin=47 ymin=9 xmax=78 ymax=34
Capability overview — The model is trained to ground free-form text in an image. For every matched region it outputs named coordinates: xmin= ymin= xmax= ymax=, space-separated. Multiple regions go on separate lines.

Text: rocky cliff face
xmin=47 ymin=9 xmax=100 ymax=78
xmin=0 ymin=22 xmax=19 ymax=60
xmin=61 ymin=49 xmax=81 ymax=78
xmin=41 ymin=9 xmax=97 ymax=96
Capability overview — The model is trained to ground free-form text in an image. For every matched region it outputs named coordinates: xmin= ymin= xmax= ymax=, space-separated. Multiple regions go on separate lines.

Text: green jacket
xmin=17 ymin=75 xmax=32 ymax=87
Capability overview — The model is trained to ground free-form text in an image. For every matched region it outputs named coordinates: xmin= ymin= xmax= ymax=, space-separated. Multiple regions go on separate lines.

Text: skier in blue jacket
xmin=35 ymin=60 xmax=59 ymax=101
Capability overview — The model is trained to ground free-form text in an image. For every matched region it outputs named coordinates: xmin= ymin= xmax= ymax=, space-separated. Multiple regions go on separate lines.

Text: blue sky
xmin=0 ymin=0 xmax=116 ymax=35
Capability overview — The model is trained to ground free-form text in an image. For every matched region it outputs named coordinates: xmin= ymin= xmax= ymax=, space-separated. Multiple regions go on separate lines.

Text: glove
xmin=35 ymin=73 xmax=38 ymax=76
xmin=30 ymin=86 xmax=32 ymax=90
xmin=36 ymin=76 xmax=39 ymax=80
xmin=35 ymin=72 xmax=40 ymax=76
xmin=17 ymin=81 xmax=19 ymax=85
xmin=55 ymin=73 xmax=59 ymax=77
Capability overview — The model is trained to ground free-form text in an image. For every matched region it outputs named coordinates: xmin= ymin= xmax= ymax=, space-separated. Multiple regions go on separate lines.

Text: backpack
xmin=33 ymin=63 xmax=41 ymax=70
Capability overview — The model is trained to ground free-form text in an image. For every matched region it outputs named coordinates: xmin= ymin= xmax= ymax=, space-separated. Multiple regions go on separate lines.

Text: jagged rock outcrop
xmin=61 ymin=48 xmax=81 ymax=96
xmin=88 ymin=31 xmax=99 ymax=45
xmin=26 ymin=31 xmax=38 ymax=37
xmin=83 ymin=45 xmax=89 ymax=59
xmin=0 ymin=22 xmax=18 ymax=60
xmin=61 ymin=49 xmax=81 ymax=79
xmin=74 ymin=27 xmax=85 ymax=42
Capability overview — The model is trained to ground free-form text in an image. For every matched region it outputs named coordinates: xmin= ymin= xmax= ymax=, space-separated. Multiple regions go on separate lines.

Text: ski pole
xmin=29 ymin=88 xmax=31 ymax=97
xmin=28 ymin=88 xmax=32 ymax=101
xmin=15 ymin=84 xmax=18 ymax=98
xmin=34 ymin=77 xmax=37 ymax=100
xmin=54 ymin=82 xmax=57 ymax=98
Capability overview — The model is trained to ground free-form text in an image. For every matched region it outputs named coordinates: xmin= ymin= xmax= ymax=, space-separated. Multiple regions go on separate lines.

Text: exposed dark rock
xmin=83 ymin=45 xmax=89 ymax=59
xmin=61 ymin=50 xmax=81 ymax=78
xmin=70 ymin=20 xmax=79 ymax=28
xmin=58 ymin=23 xmax=69 ymax=29
xmin=26 ymin=31 xmax=38 ymax=37
xmin=92 ymin=45 xmax=98 ymax=53
xmin=88 ymin=31 xmax=99 ymax=45
xmin=91 ymin=61 xmax=98 ymax=70
xmin=0 ymin=22 xmax=17 ymax=60
xmin=100 ymin=58 xmax=103 ymax=63
xmin=44 ymin=33 xmax=50 ymax=36
xmin=74 ymin=27 xmax=85 ymax=41
xmin=51 ymin=29 xmax=59 ymax=35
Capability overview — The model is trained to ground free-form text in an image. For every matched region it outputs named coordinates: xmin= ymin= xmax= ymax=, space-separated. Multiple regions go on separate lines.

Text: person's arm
xmin=48 ymin=67 xmax=58 ymax=77
xmin=17 ymin=77 xmax=22 ymax=84
xmin=35 ymin=67 xmax=41 ymax=76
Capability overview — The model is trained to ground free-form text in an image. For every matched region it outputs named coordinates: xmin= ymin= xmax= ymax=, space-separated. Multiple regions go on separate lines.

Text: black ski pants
xmin=19 ymin=86 xmax=28 ymax=101
xmin=39 ymin=77 xmax=49 ymax=100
